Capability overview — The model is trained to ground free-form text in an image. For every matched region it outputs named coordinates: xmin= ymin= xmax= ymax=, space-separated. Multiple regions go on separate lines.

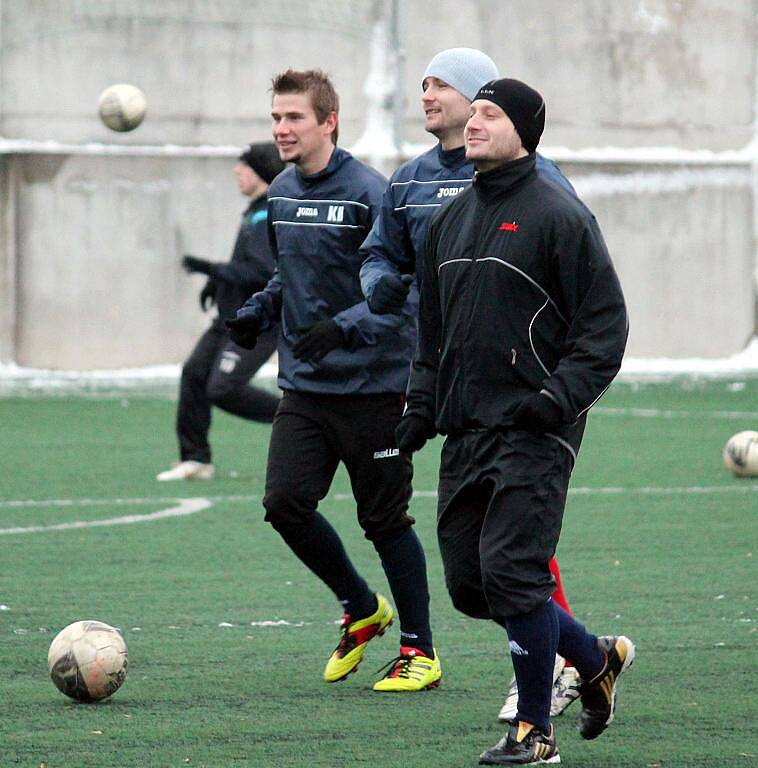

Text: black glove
xmin=292 ymin=319 xmax=345 ymax=362
xmin=512 ymin=392 xmax=563 ymax=433
xmin=368 ymin=273 xmax=415 ymax=314
xmin=199 ymin=279 xmax=217 ymax=312
xmin=182 ymin=255 xmax=216 ymax=277
xmin=224 ymin=315 xmax=260 ymax=350
xmin=395 ymin=414 xmax=435 ymax=454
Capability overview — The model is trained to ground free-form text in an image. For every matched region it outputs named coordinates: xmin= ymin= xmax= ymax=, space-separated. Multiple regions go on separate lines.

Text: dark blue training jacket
xmin=360 ymin=144 xmax=575 ymax=302
xmin=236 ymin=147 xmax=418 ymax=394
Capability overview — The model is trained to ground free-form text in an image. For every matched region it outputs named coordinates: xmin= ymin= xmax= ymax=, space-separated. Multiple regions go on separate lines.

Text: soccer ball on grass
xmin=723 ymin=430 xmax=758 ymax=477
xmin=48 ymin=620 xmax=128 ymax=701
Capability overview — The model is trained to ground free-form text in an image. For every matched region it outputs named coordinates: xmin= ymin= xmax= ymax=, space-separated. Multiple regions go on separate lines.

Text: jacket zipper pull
xmin=511 ymin=348 xmax=517 ymax=365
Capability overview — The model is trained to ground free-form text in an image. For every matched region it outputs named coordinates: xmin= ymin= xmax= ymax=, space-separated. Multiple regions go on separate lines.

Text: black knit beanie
xmin=474 ymin=78 xmax=545 ymax=152
xmin=239 ymin=141 xmax=285 ymax=184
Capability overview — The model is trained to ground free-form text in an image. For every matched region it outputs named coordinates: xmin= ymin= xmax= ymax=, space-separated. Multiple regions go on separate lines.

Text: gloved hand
xmin=512 ymin=392 xmax=563 ymax=433
xmin=367 ymin=273 xmax=415 ymax=314
xmin=292 ymin=319 xmax=345 ymax=362
xmin=182 ymin=255 xmax=216 ymax=277
xmin=395 ymin=414 xmax=435 ymax=454
xmin=224 ymin=315 xmax=260 ymax=350
xmin=199 ymin=279 xmax=217 ymax=312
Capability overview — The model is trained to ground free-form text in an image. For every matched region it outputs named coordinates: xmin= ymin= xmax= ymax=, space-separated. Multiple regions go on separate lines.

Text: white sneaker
xmin=498 ymin=654 xmax=566 ymax=722
xmin=156 ymin=461 xmax=214 ymax=481
xmin=497 ymin=676 xmax=519 ymax=722
xmin=550 ymin=665 xmax=582 ymax=716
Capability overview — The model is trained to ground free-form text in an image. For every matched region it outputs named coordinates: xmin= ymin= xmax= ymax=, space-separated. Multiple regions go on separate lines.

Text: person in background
xmin=156 ymin=143 xmax=283 ymax=482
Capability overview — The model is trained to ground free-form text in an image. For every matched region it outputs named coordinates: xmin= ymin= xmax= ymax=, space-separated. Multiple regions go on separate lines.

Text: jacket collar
xmin=436 ymin=143 xmax=467 ymax=170
xmin=245 ymin=194 xmax=268 ymax=214
xmin=296 ymin=146 xmax=350 ymax=186
xmin=473 ymin=153 xmax=536 ymax=202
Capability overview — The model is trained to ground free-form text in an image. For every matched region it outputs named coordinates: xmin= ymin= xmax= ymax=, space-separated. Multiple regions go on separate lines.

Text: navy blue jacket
xmin=237 ymin=147 xmax=417 ymax=394
xmin=360 ymin=144 xmax=575 ymax=301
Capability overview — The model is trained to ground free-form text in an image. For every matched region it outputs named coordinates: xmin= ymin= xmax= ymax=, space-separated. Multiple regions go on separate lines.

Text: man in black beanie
xmin=396 ymin=77 xmax=635 ymax=764
xmin=157 ymin=142 xmax=284 ymax=481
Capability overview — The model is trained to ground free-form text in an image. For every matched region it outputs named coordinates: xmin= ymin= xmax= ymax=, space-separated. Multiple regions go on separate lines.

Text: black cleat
xmin=479 ymin=720 xmax=560 ymax=765
xmin=578 ymin=635 xmax=635 ymax=740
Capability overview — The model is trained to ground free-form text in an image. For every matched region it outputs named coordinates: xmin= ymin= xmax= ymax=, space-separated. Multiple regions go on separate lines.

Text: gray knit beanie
xmin=422 ymin=48 xmax=499 ymax=101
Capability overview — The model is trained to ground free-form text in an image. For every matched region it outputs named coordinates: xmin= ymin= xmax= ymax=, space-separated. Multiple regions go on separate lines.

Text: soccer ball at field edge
xmin=98 ymin=83 xmax=146 ymax=132
xmin=722 ymin=430 xmax=758 ymax=477
xmin=48 ymin=620 xmax=128 ymax=701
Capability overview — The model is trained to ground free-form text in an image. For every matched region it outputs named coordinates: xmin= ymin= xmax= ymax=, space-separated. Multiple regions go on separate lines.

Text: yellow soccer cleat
xmin=323 ymin=594 xmax=393 ymax=683
xmin=372 ymin=646 xmax=442 ymax=692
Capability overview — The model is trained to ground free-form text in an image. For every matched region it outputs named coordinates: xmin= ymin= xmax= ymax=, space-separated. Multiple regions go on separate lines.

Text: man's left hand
xmin=182 ymin=255 xmax=215 ymax=276
xmin=292 ymin=319 xmax=345 ymax=362
xmin=512 ymin=392 xmax=563 ymax=433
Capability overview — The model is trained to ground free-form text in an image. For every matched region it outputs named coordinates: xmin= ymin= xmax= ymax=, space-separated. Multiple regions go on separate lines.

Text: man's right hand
xmin=225 ymin=315 xmax=260 ymax=350
xmin=368 ymin=273 xmax=414 ymax=314
xmin=200 ymin=279 xmax=217 ymax=312
xmin=395 ymin=413 xmax=435 ymax=454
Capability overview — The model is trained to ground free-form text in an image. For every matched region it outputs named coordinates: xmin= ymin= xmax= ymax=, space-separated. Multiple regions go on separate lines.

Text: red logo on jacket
xmin=499 ymin=221 xmax=519 ymax=232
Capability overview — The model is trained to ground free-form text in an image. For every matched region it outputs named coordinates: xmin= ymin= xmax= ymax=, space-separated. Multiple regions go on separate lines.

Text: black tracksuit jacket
xmin=406 ymin=153 xmax=628 ymax=450
xmin=214 ymin=197 xmax=274 ymax=320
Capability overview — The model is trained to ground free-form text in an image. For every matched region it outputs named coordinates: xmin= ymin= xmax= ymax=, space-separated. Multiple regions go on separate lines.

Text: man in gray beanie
xmin=359 ymin=49 xmax=581 ymax=713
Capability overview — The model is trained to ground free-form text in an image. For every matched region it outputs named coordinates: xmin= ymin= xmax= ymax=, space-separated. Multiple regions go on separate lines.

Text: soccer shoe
xmin=498 ymin=677 xmax=519 ymax=722
xmin=479 ymin=720 xmax=560 ymax=765
xmin=323 ymin=594 xmax=393 ymax=683
xmin=498 ymin=655 xmax=565 ymax=722
xmin=156 ymin=461 xmax=214 ymax=481
xmin=550 ymin=665 xmax=582 ymax=716
xmin=578 ymin=635 xmax=635 ymax=740
xmin=372 ymin=646 xmax=442 ymax=692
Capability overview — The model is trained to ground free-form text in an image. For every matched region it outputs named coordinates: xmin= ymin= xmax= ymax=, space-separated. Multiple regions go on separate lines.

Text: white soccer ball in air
xmin=723 ymin=430 xmax=758 ymax=477
xmin=98 ymin=84 xmax=146 ymax=132
xmin=48 ymin=620 xmax=128 ymax=701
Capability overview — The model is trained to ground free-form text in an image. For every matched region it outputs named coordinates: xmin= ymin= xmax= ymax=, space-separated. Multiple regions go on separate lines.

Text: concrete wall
xmin=0 ymin=0 xmax=756 ymax=367
xmin=401 ymin=0 xmax=756 ymax=152
xmin=12 ymin=153 xmax=245 ymax=368
xmin=0 ymin=0 xmax=378 ymax=146
xmin=567 ymin=161 xmax=755 ymax=358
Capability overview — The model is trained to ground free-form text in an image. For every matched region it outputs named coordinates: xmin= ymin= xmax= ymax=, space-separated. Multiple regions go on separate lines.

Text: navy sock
xmin=555 ymin=603 xmax=604 ymax=679
xmin=272 ymin=511 xmax=376 ymax=619
xmin=504 ymin=600 xmax=558 ymax=731
xmin=374 ymin=527 xmax=433 ymax=656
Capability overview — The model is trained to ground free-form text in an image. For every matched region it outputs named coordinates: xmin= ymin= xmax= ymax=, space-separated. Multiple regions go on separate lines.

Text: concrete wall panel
xmin=570 ymin=164 xmax=755 ymax=357
xmin=0 ymin=0 xmax=377 ymax=146
xmin=14 ymin=154 xmax=246 ymax=368
xmin=400 ymin=0 xmax=755 ymax=151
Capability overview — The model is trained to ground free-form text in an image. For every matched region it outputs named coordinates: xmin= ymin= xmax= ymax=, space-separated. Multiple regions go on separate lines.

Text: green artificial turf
xmin=1 ymin=377 xmax=756 ymax=766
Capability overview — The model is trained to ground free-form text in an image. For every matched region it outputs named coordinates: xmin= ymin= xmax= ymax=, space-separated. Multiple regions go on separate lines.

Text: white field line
xmin=0 ymin=498 xmax=212 ymax=535
xmin=2 ymin=485 xmax=758 ymax=518
xmin=0 ymin=495 xmax=260 ymax=509
xmin=594 ymin=406 xmax=758 ymax=419
xmin=3 ymin=484 xmax=758 ymax=536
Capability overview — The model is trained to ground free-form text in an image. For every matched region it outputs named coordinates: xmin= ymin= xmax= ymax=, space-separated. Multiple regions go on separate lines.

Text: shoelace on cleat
xmin=333 ymin=615 xmax=357 ymax=658
xmin=374 ymin=654 xmax=420 ymax=679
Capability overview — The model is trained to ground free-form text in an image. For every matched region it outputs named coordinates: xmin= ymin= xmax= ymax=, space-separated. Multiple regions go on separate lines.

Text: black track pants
xmin=263 ymin=390 xmax=414 ymax=545
xmin=437 ymin=429 xmax=574 ymax=619
xmin=177 ymin=320 xmax=279 ymax=463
